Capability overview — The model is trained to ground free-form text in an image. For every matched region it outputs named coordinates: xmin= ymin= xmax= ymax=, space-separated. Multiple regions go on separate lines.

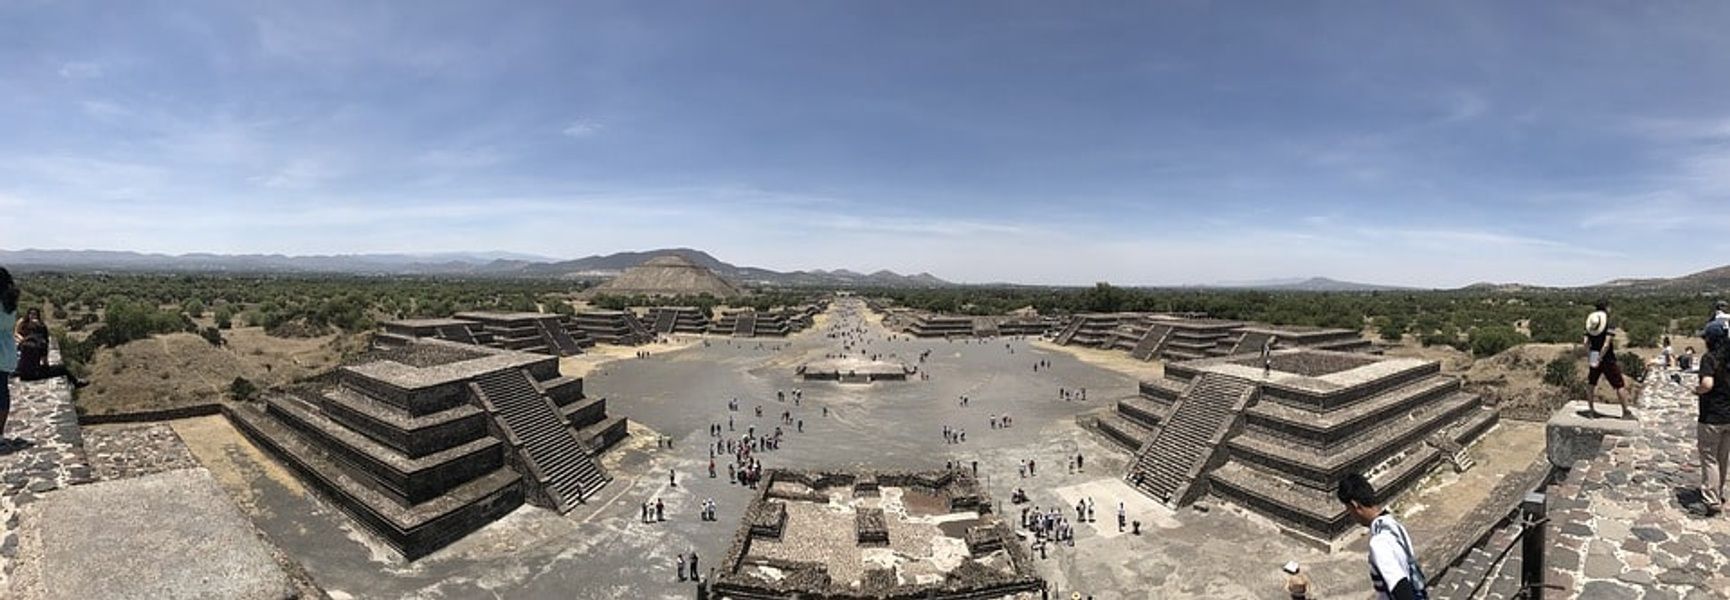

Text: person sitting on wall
xmin=16 ymin=308 xmax=88 ymax=387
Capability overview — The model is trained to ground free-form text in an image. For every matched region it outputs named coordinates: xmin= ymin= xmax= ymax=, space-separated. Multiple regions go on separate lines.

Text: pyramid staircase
xmin=1053 ymin=317 xmax=1085 ymax=346
xmin=1230 ymin=331 xmax=1275 ymax=356
xmin=652 ymin=310 xmax=678 ymax=334
xmin=1128 ymin=372 xmax=1256 ymax=506
xmin=537 ymin=319 xmax=583 ymax=356
xmin=1129 ymin=324 xmax=1174 ymax=361
xmin=734 ymin=313 xmax=757 ymax=337
xmin=471 ymin=370 xmax=609 ymax=511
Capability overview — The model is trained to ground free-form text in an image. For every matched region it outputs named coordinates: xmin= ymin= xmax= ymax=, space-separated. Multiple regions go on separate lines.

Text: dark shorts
xmin=1589 ymin=360 xmax=1625 ymax=389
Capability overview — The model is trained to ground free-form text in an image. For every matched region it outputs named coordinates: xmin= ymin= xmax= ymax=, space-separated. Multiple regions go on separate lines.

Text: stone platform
xmin=0 ymin=354 xmax=91 ymax=592
xmin=10 ymin=468 xmax=294 ymax=599
xmin=798 ymin=357 xmax=914 ymax=383
xmin=1545 ymin=400 xmax=1642 ymax=469
xmin=1107 ymin=348 xmax=1495 ymax=543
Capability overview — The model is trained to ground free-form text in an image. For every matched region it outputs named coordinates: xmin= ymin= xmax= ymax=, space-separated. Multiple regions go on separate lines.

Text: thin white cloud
xmin=1439 ymin=90 xmax=1488 ymax=124
xmin=57 ymin=61 xmax=103 ymax=79
xmin=79 ymin=100 xmax=131 ymax=121
xmin=250 ymin=159 xmax=343 ymax=189
xmin=418 ymin=146 xmax=508 ymax=169
xmin=561 ymin=120 xmax=603 ymax=138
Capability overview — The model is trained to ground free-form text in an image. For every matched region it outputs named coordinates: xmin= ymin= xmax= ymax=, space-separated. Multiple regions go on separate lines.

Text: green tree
xmin=229 ymin=377 xmax=259 ymax=401
xmin=1542 ymin=354 xmax=1577 ymax=387
xmin=184 ymin=298 xmax=206 ymax=318
xmin=1469 ymin=325 xmax=1527 ymax=357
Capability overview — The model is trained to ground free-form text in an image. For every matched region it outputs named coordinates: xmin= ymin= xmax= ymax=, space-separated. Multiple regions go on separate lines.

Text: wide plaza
xmin=3 ymin=299 xmax=1550 ymax=599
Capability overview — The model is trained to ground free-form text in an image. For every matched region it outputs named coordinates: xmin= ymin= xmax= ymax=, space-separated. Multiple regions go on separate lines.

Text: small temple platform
xmin=797 ymin=357 xmax=915 ymax=383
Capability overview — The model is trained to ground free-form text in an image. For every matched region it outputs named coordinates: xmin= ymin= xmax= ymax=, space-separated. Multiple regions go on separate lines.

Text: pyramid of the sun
xmin=587 ymin=254 xmax=742 ymax=298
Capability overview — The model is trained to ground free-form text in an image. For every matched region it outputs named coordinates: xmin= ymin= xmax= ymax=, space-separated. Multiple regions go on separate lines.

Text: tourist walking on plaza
xmin=0 ymin=267 xmax=19 ymax=449
xmin=1692 ymin=319 xmax=1730 ymax=517
xmin=1583 ymin=300 xmax=1635 ymax=420
xmin=1337 ymin=473 xmax=1428 ymax=600
xmin=1282 ymin=561 xmax=1311 ymax=600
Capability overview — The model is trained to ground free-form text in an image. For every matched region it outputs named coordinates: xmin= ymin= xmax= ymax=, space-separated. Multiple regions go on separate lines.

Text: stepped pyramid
xmin=587 ymin=254 xmax=742 ymax=298
xmin=1099 ymin=348 xmax=1497 ymax=544
xmin=228 ymin=339 xmax=625 ymax=559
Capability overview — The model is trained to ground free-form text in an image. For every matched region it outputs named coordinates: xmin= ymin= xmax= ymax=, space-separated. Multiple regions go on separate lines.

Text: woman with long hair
xmin=0 ymin=267 xmax=19 ymax=449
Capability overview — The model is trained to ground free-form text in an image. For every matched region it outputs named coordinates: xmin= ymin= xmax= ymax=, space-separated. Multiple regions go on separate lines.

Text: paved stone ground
xmin=1540 ymin=373 xmax=1730 ymax=599
xmin=9 ymin=467 xmax=296 ymax=599
xmin=163 ymin=299 xmax=1548 ymax=599
xmin=0 ymin=371 xmax=91 ymax=593
xmin=82 ymin=423 xmax=200 ymax=482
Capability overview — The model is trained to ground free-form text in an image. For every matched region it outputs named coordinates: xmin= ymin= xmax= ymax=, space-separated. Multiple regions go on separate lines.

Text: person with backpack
xmin=1692 ymin=319 xmax=1730 ymax=517
xmin=1337 ymin=472 xmax=1428 ymax=600
xmin=1583 ymin=300 xmax=1635 ymax=419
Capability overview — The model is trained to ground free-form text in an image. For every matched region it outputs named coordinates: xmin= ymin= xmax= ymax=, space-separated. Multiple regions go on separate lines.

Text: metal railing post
xmin=1519 ymin=492 xmax=1546 ymax=599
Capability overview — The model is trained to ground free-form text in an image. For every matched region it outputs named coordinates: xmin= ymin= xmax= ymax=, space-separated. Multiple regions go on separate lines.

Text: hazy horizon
xmin=5 ymin=2 xmax=1729 ymax=287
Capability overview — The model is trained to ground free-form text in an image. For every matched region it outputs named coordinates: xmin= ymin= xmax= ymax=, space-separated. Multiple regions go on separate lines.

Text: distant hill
xmin=521 ymin=248 xmax=950 ymax=288
xmin=1214 ymin=276 xmax=1414 ymax=292
xmin=1598 ymin=264 xmax=1730 ymax=292
xmin=0 ymin=247 xmax=953 ymax=288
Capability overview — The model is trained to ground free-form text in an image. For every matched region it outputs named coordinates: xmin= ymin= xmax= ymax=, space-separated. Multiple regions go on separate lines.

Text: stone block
xmin=1547 ymin=401 xmax=1641 ymax=469
xmin=14 ymin=468 xmax=294 ymax=599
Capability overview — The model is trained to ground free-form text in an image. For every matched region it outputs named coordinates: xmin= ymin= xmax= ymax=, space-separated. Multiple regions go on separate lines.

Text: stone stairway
xmin=1128 ymin=373 xmax=1255 ymax=505
xmin=1230 ymin=331 xmax=1274 ymax=356
xmin=652 ymin=311 xmax=677 ymax=334
xmin=471 ymin=370 xmax=609 ymax=511
xmin=538 ymin=319 xmax=582 ymax=356
xmin=734 ymin=313 xmax=756 ymax=337
xmin=1129 ymin=324 xmax=1173 ymax=361
xmin=1053 ymin=317 xmax=1085 ymax=346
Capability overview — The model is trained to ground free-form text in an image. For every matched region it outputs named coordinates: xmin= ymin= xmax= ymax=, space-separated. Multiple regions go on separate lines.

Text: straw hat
xmin=1585 ymin=310 xmax=1608 ymax=336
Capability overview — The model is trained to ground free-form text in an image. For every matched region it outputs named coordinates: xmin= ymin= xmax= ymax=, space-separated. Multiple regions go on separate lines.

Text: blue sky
xmin=2 ymin=1 xmax=1728 ymax=287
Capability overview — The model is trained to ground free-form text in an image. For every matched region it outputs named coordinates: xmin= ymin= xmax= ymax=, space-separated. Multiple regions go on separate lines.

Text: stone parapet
xmin=1544 ymin=401 xmax=1641 ymax=469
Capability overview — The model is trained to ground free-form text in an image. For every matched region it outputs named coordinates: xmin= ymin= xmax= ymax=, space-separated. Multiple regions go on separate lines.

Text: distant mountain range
xmin=0 ymin=247 xmax=952 ymax=289
xmin=1211 ymin=277 xmax=1417 ymax=292
xmin=5 ymin=247 xmax=1724 ymax=292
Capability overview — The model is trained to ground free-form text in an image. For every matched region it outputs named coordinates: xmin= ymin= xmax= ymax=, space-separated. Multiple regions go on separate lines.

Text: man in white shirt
xmin=1337 ymin=473 xmax=1427 ymax=600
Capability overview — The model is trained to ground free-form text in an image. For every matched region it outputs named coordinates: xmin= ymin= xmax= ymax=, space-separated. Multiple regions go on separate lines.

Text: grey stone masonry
xmin=1536 ymin=374 xmax=1730 ymax=598
xmin=571 ymin=310 xmax=652 ymax=346
xmin=0 ymin=348 xmax=92 ymax=592
xmin=230 ymin=338 xmax=622 ymax=559
xmin=1127 ymin=372 xmax=1256 ymax=506
xmin=1105 ymin=349 xmax=1495 ymax=544
xmin=646 ymin=306 xmax=712 ymax=334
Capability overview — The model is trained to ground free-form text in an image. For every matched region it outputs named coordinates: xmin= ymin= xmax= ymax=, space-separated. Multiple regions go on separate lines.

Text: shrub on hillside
xmin=1624 ymin=320 xmax=1662 ymax=348
xmin=1543 ymin=354 xmax=1578 ymax=387
xmin=1621 ymin=354 xmax=1648 ymax=382
xmin=1374 ymin=316 xmax=1406 ymax=343
xmin=1421 ymin=325 xmax=1468 ymax=352
xmin=1526 ymin=310 xmax=1576 ymax=344
xmin=229 ymin=377 xmax=258 ymax=402
xmin=1469 ymin=325 xmax=1528 ymax=357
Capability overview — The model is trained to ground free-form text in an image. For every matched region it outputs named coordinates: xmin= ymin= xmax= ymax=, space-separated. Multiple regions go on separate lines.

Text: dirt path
xmin=1028 ymin=339 xmax=1164 ymax=382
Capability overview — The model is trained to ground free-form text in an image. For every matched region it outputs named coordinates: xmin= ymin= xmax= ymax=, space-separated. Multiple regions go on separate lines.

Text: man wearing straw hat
xmin=1584 ymin=299 xmax=1634 ymax=420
